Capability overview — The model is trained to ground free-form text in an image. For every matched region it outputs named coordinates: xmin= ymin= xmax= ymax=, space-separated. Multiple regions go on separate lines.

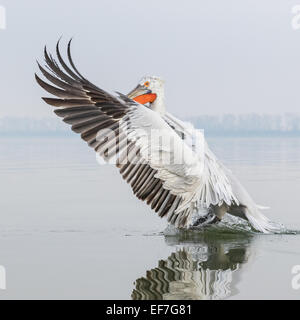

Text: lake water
xmin=0 ymin=135 xmax=299 ymax=299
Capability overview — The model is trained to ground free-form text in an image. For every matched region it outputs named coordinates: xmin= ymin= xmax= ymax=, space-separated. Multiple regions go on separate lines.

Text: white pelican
xmin=35 ymin=40 xmax=279 ymax=233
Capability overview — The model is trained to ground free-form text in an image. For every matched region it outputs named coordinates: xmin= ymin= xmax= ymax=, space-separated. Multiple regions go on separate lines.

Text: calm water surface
xmin=0 ymin=136 xmax=299 ymax=299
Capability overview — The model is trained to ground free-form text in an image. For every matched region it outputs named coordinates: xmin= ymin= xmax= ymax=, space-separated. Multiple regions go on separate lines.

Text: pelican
xmin=35 ymin=39 xmax=279 ymax=233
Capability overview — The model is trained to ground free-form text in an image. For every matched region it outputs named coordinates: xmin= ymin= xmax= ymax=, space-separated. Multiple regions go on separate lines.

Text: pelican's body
xmin=35 ymin=40 xmax=279 ymax=233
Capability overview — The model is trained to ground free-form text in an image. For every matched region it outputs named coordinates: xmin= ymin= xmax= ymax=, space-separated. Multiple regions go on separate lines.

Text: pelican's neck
xmin=151 ymin=87 xmax=165 ymax=115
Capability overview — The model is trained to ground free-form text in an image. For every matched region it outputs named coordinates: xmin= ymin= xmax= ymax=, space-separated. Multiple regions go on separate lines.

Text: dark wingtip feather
xmin=55 ymin=37 xmax=81 ymax=80
xmin=34 ymin=73 xmax=40 ymax=82
xmin=56 ymin=36 xmax=62 ymax=52
xmin=67 ymin=38 xmax=86 ymax=80
xmin=35 ymin=73 xmax=46 ymax=87
xmin=44 ymin=45 xmax=48 ymax=58
xmin=42 ymin=97 xmax=56 ymax=106
xmin=56 ymin=38 xmax=62 ymax=59
xmin=44 ymin=45 xmax=53 ymax=67
xmin=35 ymin=73 xmax=48 ymax=89
xmin=35 ymin=73 xmax=80 ymax=99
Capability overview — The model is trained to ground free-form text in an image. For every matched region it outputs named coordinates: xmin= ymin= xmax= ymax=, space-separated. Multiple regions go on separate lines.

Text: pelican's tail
xmin=224 ymin=168 xmax=284 ymax=234
xmin=244 ymin=203 xmax=282 ymax=234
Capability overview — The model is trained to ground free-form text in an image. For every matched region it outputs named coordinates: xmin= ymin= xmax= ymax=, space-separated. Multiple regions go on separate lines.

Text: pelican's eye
xmin=144 ymin=81 xmax=150 ymax=87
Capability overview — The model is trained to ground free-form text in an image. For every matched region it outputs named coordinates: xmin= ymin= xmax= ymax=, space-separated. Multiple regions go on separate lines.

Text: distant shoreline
xmin=1 ymin=132 xmax=300 ymax=138
xmin=1 ymin=114 xmax=300 ymax=138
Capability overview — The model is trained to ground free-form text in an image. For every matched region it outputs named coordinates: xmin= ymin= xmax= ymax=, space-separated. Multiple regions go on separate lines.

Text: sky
xmin=0 ymin=0 xmax=300 ymax=119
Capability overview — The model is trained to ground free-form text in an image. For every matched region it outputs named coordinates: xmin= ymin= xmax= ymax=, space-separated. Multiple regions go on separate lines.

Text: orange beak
xmin=127 ymin=84 xmax=157 ymax=105
xmin=132 ymin=93 xmax=157 ymax=104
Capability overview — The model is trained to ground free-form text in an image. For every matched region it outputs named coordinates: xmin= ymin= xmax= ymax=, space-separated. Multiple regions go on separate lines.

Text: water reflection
xmin=132 ymin=231 xmax=253 ymax=300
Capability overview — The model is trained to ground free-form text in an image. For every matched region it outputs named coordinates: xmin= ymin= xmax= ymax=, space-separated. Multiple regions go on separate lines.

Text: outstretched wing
xmin=36 ymin=40 xmax=210 ymax=228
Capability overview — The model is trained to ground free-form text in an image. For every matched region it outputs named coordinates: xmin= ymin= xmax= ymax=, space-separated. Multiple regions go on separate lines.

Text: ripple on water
xmin=163 ymin=215 xmax=300 ymax=239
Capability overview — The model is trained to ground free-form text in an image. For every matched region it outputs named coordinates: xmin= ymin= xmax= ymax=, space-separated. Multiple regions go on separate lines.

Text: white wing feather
xmin=126 ymin=106 xmax=204 ymax=221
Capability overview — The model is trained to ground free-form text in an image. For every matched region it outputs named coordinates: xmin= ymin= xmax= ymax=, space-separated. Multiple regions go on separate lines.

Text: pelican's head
xmin=127 ymin=76 xmax=165 ymax=111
